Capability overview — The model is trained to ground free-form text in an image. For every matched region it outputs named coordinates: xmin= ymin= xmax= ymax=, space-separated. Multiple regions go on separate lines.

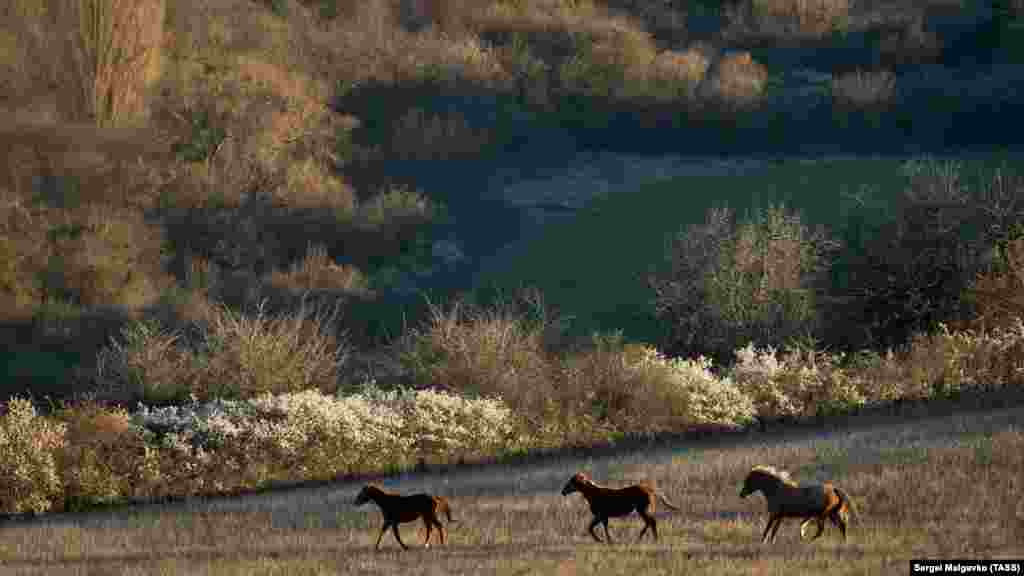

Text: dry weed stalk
xmin=50 ymin=0 xmax=166 ymax=126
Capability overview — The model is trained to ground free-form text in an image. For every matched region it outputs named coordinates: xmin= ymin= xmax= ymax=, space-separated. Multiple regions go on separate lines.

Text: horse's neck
xmin=371 ymin=489 xmax=397 ymax=503
xmin=579 ymin=482 xmax=605 ymax=499
xmin=761 ymin=480 xmax=792 ymax=497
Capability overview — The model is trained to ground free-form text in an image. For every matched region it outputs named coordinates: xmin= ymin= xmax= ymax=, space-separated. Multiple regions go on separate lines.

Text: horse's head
xmin=562 ymin=472 xmax=588 ymax=496
xmin=739 ymin=472 xmax=758 ymax=498
xmin=354 ymin=484 xmax=375 ymax=506
xmin=740 ymin=466 xmax=794 ymax=498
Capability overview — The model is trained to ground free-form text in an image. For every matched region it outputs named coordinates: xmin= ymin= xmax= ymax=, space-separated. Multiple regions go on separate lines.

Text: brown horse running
xmin=354 ymin=484 xmax=457 ymax=551
xmin=739 ymin=465 xmax=857 ymax=544
xmin=561 ymin=472 xmax=681 ymax=544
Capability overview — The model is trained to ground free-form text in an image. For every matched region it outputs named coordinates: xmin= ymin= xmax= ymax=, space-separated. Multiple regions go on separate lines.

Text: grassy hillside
xmin=474 ymin=157 xmax=934 ymax=343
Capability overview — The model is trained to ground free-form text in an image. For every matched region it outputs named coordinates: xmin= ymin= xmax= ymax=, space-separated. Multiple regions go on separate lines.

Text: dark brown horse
xmin=354 ymin=484 xmax=457 ymax=551
xmin=561 ymin=472 xmax=680 ymax=544
xmin=740 ymin=465 xmax=856 ymax=544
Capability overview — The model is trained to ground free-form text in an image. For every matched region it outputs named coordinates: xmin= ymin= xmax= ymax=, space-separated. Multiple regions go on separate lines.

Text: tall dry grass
xmin=726 ymin=0 xmax=850 ymax=38
xmin=94 ymin=300 xmax=349 ymax=404
xmin=399 ymin=298 xmax=555 ymax=419
xmin=46 ymin=0 xmax=166 ymax=127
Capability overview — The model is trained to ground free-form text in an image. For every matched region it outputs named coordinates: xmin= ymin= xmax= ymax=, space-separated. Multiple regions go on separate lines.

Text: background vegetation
xmin=1 ymin=0 xmax=1023 ymax=553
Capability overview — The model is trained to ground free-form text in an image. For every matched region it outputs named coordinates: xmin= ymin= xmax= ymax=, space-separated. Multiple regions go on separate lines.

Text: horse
xmin=561 ymin=472 xmax=681 ymax=544
xmin=354 ymin=484 xmax=457 ymax=551
xmin=739 ymin=465 xmax=857 ymax=544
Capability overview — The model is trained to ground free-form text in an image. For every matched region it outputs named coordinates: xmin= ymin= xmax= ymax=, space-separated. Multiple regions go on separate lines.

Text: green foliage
xmin=172 ymin=108 xmax=227 ymax=163
xmin=261 ymin=0 xmax=289 ymax=18
xmin=557 ymin=32 xmax=623 ymax=99
xmin=651 ymin=203 xmax=838 ymax=364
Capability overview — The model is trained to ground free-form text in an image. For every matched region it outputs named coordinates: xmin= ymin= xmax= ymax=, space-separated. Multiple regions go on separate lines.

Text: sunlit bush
xmin=0 ymin=398 xmax=67 ymax=514
xmin=96 ymin=301 xmax=347 ymax=404
xmin=626 ymin=345 xmax=756 ymax=427
xmin=731 ymin=342 xmax=866 ymax=420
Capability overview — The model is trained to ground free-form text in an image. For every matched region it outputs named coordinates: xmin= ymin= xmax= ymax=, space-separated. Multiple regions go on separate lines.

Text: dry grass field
xmin=2 ymin=402 xmax=1021 ymax=576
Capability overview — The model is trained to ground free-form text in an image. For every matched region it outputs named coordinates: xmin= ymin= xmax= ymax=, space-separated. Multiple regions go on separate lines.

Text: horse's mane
xmin=749 ymin=465 xmax=799 ymax=487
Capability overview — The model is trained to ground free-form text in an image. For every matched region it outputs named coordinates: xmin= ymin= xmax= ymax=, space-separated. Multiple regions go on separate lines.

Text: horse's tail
xmin=437 ymin=497 xmax=458 ymax=524
xmin=834 ymin=487 xmax=858 ymax=523
xmin=656 ymin=491 xmax=681 ymax=512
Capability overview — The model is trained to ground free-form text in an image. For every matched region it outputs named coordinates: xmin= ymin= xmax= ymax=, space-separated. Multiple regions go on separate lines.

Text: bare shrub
xmin=727 ymin=0 xmax=849 ymax=38
xmin=644 ymin=48 xmax=711 ymax=101
xmin=389 ymin=108 xmax=494 ymax=161
xmin=0 ymin=398 xmax=67 ymax=515
xmin=265 ymin=244 xmax=372 ymax=296
xmin=559 ymin=333 xmax=755 ymax=434
xmin=650 ymin=204 xmax=838 ymax=364
xmin=700 ymin=51 xmax=769 ymax=108
xmin=96 ymin=301 xmax=349 ymax=403
xmin=55 ymin=402 xmax=159 ymax=510
xmin=354 ymin=186 xmax=437 ymax=231
xmin=40 ymin=207 xmax=168 ymax=309
xmin=325 ymin=0 xmax=504 ymax=85
xmin=877 ymin=16 xmax=942 ymax=68
xmin=48 ymin=0 xmax=166 ymax=126
xmin=399 ymin=297 xmax=554 ymax=421
xmin=858 ymin=321 xmax=1024 ymax=402
xmin=832 ymin=69 xmax=897 ymax=111
xmin=828 ymin=162 xmax=1022 ymax=351
xmin=277 ymin=157 xmax=357 ymax=214
xmin=0 ymin=197 xmax=170 ymax=314
xmin=0 ymin=2 xmax=58 ymax=106
xmin=194 ymin=300 xmax=349 ymax=399
xmin=94 ymin=318 xmax=198 ymax=405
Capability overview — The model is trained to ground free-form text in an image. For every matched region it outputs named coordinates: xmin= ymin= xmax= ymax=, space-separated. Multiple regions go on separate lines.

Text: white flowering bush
xmin=128 ymin=385 xmax=518 ymax=485
xmin=359 ymin=385 xmax=517 ymax=459
xmin=627 ymin=347 xmax=756 ymax=427
xmin=731 ymin=343 xmax=866 ymax=419
xmin=248 ymin=389 xmax=411 ymax=474
xmin=0 ymin=398 xmax=67 ymax=514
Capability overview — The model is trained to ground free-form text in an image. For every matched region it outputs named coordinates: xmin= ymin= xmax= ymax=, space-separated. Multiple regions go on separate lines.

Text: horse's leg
xmin=422 ymin=517 xmax=432 ymax=548
xmin=437 ymin=518 xmax=447 ymax=545
xmin=637 ymin=510 xmax=657 ymax=542
xmin=831 ymin=510 xmax=847 ymax=541
xmin=392 ymin=524 xmax=409 ymax=550
xmin=588 ymin=517 xmax=605 ymax=543
xmin=761 ymin=516 xmax=777 ymax=543
xmin=768 ymin=516 xmax=784 ymax=543
xmin=603 ymin=519 xmax=614 ymax=545
xmin=375 ymin=523 xmax=389 ymax=551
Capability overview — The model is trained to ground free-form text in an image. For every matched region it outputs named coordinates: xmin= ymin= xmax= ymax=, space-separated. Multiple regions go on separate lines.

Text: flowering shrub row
xmin=0 ymin=387 xmax=518 ymax=515
xmin=5 ymin=318 xmax=1024 ymax=516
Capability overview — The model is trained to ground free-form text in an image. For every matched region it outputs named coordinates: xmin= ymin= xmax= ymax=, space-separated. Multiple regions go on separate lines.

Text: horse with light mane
xmin=739 ymin=465 xmax=857 ymax=544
